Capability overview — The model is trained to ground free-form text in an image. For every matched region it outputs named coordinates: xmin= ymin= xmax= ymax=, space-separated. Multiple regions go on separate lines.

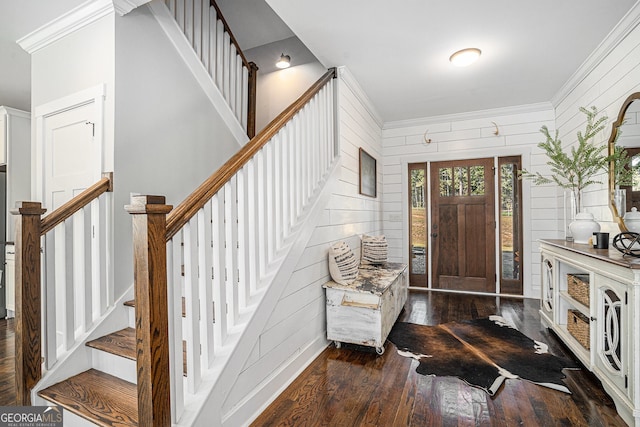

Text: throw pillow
xmin=361 ymin=234 xmax=387 ymax=265
xmin=328 ymin=241 xmax=359 ymax=285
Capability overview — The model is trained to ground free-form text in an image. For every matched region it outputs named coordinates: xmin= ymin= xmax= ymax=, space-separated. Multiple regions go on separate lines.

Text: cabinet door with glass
xmin=594 ymin=277 xmax=629 ymax=397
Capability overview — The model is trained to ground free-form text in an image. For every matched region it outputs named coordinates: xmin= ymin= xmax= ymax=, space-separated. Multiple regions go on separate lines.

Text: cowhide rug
xmin=388 ymin=315 xmax=578 ymax=396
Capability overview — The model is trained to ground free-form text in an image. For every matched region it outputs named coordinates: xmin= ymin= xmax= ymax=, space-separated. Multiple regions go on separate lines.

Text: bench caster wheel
xmin=334 ymin=341 xmax=341 ymax=349
xmin=375 ymin=346 xmax=385 ymax=355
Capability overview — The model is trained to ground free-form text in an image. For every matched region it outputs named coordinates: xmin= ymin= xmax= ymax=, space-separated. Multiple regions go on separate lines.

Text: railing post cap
xmin=11 ymin=201 xmax=47 ymax=216
xmin=125 ymin=195 xmax=172 ymax=215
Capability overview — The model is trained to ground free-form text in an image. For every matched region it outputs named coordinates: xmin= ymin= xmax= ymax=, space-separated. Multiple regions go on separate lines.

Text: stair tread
xmin=86 ymin=328 xmax=136 ymax=360
xmin=125 ymin=298 xmax=186 ymax=317
xmin=38 ymin=369 xmax=138 ymax=427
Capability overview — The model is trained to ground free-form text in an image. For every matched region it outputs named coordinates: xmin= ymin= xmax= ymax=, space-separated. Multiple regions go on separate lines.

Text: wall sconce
xmin=276 ymin=53 xmax=291 ymax=69
xmin=423 ymin=130 xmax=432 ymax=144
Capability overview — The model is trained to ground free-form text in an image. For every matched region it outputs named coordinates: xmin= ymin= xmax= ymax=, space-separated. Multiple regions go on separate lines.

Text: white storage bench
xmin=323 ymin=262 xmax=408 ymax=355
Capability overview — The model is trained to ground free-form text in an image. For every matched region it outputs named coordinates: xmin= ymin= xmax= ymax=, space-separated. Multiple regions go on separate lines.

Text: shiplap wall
xmin=381 ymin=105 xmax=557 ymax=298
xmin=222 ymin=67 xmax=384 ymax=425
xmin=553 ymin=7 xmax=640 ymax=233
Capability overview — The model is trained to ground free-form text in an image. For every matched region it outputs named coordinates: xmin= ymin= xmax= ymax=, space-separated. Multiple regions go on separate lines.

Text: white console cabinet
xmin=540 ymin=240 xmax=640 ymax=426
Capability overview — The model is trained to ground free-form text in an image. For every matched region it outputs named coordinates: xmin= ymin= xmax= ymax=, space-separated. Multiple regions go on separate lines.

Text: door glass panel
xmin=411 ymin=168 xmax=427 ymax=275
xmin=500 ymin=161 xmax=520 ymax=281
xmin=454 ymin=166 xmax=468 ymax=196
xmin=470 ymin=166 xmax=485 ymax=195
xmin=439 ymin=167 xmax=452 ymax=196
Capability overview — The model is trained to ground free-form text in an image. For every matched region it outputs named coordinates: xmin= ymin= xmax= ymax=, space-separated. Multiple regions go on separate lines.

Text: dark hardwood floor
xmin=252 ymin=291 xmax=626 ymax=427
xmin=0 ymin=317 xmax=15 ymax=406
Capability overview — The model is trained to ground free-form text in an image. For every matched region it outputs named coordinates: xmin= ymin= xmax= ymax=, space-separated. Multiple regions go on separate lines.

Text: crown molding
xmin=337 ymin=66 xmax=384 ymax=129
xmin=17 ymin=0 xmax=152 ymax=54
xmin=551 ymin=1 xmax=640 ymax=107
xmin=113 ymin=0 xmax=152 ymax=15
xmin=383 ymin=101 xmax=554 ymax=130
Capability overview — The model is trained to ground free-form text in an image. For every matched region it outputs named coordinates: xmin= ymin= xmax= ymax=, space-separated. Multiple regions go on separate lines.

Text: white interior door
xmin=42 ymin=101 xmax=101 ymax=351
xmin=44 ymin=102 xmax=100 ymax=210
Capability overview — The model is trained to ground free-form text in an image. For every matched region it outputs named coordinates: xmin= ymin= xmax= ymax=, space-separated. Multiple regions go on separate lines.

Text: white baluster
xmin=176 ymin=0 xmax=185 ymax=33
xmin=224 ymin=178 xmax=239 ymax=325
xmin=207 ymin=7 xmax=216 ymax=78
xmin=44 ymin=233 xmax=57 ymax=369
xmin=281 ymin=126 xmax=290 ymax=238
xmin=246 ymin=158 xmax=259 ymax=295
xmin=265 ymin=143 xmax=276 ymax=261
xmin=235 ymin=56 xmax=243 ymax=122
xmin=274 ymin=134 xmax=282 ymax=251
xmin=256 ymin=149 xmax=268 ymax=283
xmin=183 ymin=220 xmax=201 ymax=392
xmin=241 ymin=65 xmax=249 ymax=130
xmin=184 ymin=0 xmax=193 ymax=47
xmin=236 ymin=167 xmax=249 ymax=308
xmin=74 ymin=208 xmax=90 ymax=333
xmin=193 ymin=0 xmax=202 ymax=58
xmin=229 ymin=44 xmax=237 ymax=114
xmin=222 ymin=33 xmax=231 ymax=102
xmin=215 ymin=19 xmax=224 ymax=89
xmin=197 ymin=206 xmax=215 ymax=367
xmin=167 ymin=239 xmax=184 ymax=421
xmin=212 ymin=192 xmax=227 ymax=345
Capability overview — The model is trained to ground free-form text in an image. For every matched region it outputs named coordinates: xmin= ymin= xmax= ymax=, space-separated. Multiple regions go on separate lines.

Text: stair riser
xmin=30 ymin=398 xmax=96 ymax=427
xmin=91 ymin=348 xmax=137 ymax=384
xmin=128 ymin=307 xmax=135 ymax=329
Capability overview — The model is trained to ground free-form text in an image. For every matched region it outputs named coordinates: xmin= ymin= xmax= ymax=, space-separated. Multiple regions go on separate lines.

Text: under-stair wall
xmin=219 ymin=67 xmax=386 ymax=426
xmin=113 ymin=3 xmax=244 ymax=299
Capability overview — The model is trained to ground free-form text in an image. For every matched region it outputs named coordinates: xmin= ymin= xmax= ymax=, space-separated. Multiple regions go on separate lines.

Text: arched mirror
xmin=608 ymin=92 xmax=640 ymax=232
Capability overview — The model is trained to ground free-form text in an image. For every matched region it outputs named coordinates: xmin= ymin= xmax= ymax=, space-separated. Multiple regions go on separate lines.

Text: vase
xmin=569 ymin=212 xmax=601 ymax=244
xmin=564 ymin=190 xmax=579 ymax=241
xmin=614 ymin=186 xmax=627 ymax=218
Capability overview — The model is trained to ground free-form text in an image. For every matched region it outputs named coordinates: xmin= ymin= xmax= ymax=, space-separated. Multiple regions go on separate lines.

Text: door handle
xmin=431 ymin=233 xmax=438 ymax=238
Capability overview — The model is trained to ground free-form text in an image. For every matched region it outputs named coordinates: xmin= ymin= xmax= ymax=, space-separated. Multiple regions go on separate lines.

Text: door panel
xmin=44 ymin=102 xmax=99 ymax=210
xmin=409 ymin=163 xmax=428 ymax=286
xmin=431 ymin=158 xmax=495 ymax=292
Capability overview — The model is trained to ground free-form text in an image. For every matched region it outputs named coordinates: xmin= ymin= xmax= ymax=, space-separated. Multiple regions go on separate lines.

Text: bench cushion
xmin=361 ymin=234 xmax=388 ymax=265
xmin=328 ymin=241 xmax=359 ymax=285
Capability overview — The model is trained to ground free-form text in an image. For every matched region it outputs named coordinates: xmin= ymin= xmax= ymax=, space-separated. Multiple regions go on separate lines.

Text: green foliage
xmin=519 ymin=106 xmax=609 ymax=210
xmin=611 ymin=143 xmax=635 ymax=187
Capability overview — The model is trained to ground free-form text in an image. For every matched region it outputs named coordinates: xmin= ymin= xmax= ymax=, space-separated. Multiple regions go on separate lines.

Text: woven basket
xmin=567 ymin=273 xmax=590 ymax=307
xmin=567 ymin=309 xmax=590 ymax=350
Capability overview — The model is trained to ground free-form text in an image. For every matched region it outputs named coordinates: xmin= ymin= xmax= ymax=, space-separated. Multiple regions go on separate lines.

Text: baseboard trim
xmin=222 ymin=336 xmax=330 ymax=427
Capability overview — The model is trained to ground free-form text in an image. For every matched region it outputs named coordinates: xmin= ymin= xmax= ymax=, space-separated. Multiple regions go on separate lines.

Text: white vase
xmin=569 ymin=212 xmax=600 ymax=244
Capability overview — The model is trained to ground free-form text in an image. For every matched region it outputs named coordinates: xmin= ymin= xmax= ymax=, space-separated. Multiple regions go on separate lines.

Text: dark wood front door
xmin=430 ymin=158 xmax=496 ymax=292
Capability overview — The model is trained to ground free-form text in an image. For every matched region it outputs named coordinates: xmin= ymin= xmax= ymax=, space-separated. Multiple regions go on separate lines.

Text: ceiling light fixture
xmin=276 ymin=53 xmax=291 ymax=69
xmin=449 ymin=48 xmax=481 ymax=67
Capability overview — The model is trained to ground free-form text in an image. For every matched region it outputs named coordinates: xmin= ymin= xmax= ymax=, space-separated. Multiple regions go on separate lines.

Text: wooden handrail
xmin=166 ymin=67 xmax=337 ymax=240
xmin=40 ymin=173 xmax=113 ymax=235
xmin=210 ymin=0 xmax=250 ymax=69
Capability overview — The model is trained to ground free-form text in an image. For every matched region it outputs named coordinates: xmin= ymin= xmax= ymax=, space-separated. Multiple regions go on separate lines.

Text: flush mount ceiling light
xmin=276 ymin=53 xmax=291 ymax=69
xmin=449 ymin=48 xmax=481 ymax=67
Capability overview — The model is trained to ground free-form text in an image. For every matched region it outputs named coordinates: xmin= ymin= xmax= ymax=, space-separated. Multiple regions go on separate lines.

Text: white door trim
xmin=33 ymin=84 xmax=105 ymax=203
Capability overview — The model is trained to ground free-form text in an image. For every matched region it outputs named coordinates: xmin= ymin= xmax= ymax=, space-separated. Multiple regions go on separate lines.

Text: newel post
xmin=11 ymin=201 xmax=46 ymax=405
xmin=125 ymin=195 xmax=173 ymax=427
xmin=247 ymin=61 xmax=259 ymax=139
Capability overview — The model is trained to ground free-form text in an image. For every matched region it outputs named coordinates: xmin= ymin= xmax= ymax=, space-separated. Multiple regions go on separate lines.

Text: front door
xmin=430 ymin=158 xmax=496 ymax=292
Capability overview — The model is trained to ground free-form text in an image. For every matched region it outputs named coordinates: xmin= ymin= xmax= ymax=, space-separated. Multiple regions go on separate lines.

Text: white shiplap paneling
xmin=221 ymin=67 xmax=385 ymax=424
xmin=381 ymin=104 xmax=557 ymax=298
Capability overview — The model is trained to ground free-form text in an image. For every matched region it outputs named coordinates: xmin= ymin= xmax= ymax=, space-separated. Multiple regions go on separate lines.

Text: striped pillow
xmin=361 ymin=234 xmax=387 ymax=265
xmin=328 ymin=241 xmax=359 ymax=285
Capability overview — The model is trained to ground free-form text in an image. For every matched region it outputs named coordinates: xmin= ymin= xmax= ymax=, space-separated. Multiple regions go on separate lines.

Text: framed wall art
xmin=359 ymin=148 xmax=377 ymax=197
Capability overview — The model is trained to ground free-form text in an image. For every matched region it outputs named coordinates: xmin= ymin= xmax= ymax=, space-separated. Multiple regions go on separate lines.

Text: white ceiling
xmin=1 ymin=0 xmax=638 ymax=123
xmin=266 ymin=0 xmax=639 ymax=123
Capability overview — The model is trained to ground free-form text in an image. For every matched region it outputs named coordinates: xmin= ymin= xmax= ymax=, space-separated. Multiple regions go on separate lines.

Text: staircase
xmin=15 ymin=66 xmax=340 ymax=425
xmin=12 ymin=2 xmax=341 ymax=424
